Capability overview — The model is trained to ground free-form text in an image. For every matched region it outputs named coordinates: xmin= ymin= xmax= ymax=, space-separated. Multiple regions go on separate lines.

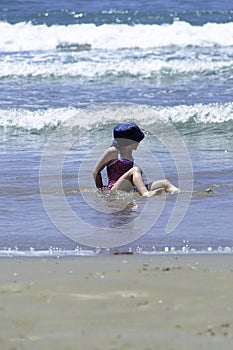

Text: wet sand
xmin=0 ymin=254 xmax=233 ymax=350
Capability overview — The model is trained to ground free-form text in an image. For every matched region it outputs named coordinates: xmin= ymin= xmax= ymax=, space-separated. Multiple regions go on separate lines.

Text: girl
xmin=92 ymin=122 xmax=180 ymax=197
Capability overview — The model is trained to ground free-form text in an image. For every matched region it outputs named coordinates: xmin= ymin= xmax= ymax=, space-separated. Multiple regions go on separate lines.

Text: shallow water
xmin=0 ymin=0 xmax=233 ymax=255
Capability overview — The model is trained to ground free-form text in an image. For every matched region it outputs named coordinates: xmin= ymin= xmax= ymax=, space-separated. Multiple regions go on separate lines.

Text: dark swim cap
xmin=113 ymin=122 xmax=144 ymax=142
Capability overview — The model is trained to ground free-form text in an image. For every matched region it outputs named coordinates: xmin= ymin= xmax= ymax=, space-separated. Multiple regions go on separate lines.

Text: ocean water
xmin=0 ymin=0 xmax=233 ymax=256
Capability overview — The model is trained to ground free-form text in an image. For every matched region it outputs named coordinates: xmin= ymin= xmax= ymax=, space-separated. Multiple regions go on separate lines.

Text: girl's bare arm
xmin=92 ymin=147 xmax=117 ymax=189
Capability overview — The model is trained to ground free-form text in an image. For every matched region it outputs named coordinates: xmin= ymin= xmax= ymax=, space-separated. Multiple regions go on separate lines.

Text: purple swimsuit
xmin=107 ymin=157 xmax=134 ymax=190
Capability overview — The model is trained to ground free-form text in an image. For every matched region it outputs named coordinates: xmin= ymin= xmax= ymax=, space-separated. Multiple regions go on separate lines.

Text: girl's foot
xmin=142 ymin=189 xmax=164 ymax=197
xmin=167 ymin=185 xmax=180 ymax=194
xmin=165 ymin=181 xmax=180 ymax=194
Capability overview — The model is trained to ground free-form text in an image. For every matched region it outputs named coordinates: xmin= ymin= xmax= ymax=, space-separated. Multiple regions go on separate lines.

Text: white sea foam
xmin=0 ymin=108 xmax=77 ymax=130
xmin=1 ymin=103 xmax=233 ymax=131
xmin=1 ymin=54 xmax=232 ymax=78
xmin=0 ymin=21 xmax=233 ymax=52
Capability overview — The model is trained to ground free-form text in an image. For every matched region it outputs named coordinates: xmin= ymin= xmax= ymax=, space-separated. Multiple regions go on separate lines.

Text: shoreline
xmin=1 ymin=254 xmax=233 ymax=349
xmin=1 ymin=246 xmax=233 ymax=258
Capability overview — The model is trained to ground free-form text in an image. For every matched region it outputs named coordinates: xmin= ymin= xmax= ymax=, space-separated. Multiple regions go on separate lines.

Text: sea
xmin=0 ymin=0 xmax=233 ymax=257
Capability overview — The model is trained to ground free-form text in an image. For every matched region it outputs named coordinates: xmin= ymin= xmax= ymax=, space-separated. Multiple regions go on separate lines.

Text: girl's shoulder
xmin=105 ymin=146 xmax=118 ymax=165
xmin=106 ymin=146 xmax=118 ymax=158
xmin=99 ymin=146 xmax=118 ymax=165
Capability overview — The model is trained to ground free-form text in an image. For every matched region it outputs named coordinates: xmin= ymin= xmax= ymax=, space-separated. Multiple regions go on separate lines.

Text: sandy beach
xmin=1 ymin=254 xmax=233 ymax=350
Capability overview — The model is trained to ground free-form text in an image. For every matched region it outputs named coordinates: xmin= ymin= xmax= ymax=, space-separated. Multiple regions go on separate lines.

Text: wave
xmin=1 ymin=54 xmax=232 ymax=79
xmin=1 ymin=103 xmax=233 ymax=131
xmin=1 ymin=21 xmax=233 ymax=52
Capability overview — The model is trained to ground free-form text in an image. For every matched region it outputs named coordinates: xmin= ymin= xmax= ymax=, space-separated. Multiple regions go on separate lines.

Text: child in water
xmin=92 ymin=122 xmax=180 ymax=197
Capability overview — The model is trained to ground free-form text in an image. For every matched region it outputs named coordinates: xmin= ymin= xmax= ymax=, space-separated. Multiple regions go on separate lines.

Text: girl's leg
xmin=111 ymin=167 xmax=161 ymax=197
xmin=148 ymin=179 xmax=180 ymax=193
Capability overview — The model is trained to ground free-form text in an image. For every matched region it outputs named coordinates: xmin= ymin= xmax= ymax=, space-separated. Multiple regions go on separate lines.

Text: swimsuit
xmin=107 ymin=157 xmax=134 ymax=190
